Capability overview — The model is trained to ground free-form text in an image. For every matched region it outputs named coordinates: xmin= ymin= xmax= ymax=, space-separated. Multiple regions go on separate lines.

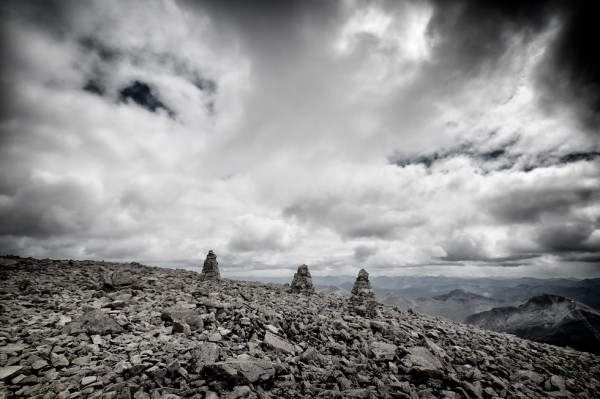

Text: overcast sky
xmin=1 ymin=0 xmax=599 ymax=278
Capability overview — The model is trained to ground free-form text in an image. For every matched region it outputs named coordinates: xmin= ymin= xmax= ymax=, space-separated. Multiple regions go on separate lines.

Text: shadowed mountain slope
xmin=465 ymin=294 xmax=600 ymax=355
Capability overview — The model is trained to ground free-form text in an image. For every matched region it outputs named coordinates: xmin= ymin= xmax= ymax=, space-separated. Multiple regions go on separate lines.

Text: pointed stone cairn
xmin=350 ymin=268 xmax=379 ymax=317
xmin=351 ymin=269 xmax=375 ymax=298
xmin=201 ymin=250 xmax=221 ymax=280
xmin=290 ymin=264 xmax=315 ymax=294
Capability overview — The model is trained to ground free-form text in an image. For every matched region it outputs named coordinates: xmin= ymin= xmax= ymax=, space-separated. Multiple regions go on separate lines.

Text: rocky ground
xmin=1 ymin=256 xmax=599 ymax=399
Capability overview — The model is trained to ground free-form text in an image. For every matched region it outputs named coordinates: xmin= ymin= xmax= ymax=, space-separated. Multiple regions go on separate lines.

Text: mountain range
xmin=236 ymin=274 xmax=600 ymax=310
xmin=465 ymin=294 xmax=600 ymax=355
xmin=378 ymin=289 xmax=519 ymax=323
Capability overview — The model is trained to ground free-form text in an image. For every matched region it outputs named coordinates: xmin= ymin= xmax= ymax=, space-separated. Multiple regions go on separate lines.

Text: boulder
xmin=402 ymin=346 xmax=445 ymax=380
xmin=370 ymin=342 xmax=397 ymax=361
xmin=160 ymin=307 xmax=203 ymax=331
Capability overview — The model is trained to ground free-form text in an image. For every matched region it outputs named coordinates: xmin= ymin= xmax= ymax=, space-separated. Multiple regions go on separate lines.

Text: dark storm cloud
xmin=535 ymin=221 xmax=598 ymax=254
xmin=391 ymin=138 xmax=599 ymax=173
xmin=426 ymin=0 xmax=553 ymax=74
xmin=482 ymin=186 xmax=598 ymax=224
xmin=427 ymin=0 xmax=600 ymax=131
xmin=390 ymin=140 xmax=515 ymax=169
xmin=0 ymin=177 xmax=101 ymax=238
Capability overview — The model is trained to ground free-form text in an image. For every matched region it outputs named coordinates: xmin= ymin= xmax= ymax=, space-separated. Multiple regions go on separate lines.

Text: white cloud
xmin=0 ymin=1 xmax=598 ymax=278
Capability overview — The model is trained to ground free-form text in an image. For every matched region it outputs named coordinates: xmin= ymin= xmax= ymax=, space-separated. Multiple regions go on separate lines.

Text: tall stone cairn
xmin=290 ymin=264 xmax=315 ymax=294
xmin=351 ymin=269 xmax=375 ymax=299
xmin=201 ymin=250 xmax=221 ymax=280
xmin=350 ymin=268 xmax=380 ymax=317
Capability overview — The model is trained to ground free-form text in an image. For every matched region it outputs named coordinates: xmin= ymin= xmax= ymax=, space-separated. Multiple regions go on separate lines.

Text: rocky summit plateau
xmin=1 ymin=256 xmax=600 ymax=399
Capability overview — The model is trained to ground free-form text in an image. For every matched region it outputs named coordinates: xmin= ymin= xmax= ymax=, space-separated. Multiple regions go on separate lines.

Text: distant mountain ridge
xmin=228 ymin=274 xmax=600 ymax=310
xmin=379 ymin=289 xmax=516 ymax=322
xmin=465 ymin=294 xmax=600 ymax=354
xmin=433 ymin=289 xmax=496 ymax=302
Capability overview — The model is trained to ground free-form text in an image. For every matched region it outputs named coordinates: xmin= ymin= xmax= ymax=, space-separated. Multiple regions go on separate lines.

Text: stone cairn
xmin=201 ymin=250 xmax=221 ymax=280
xmin=351 ymin=268 xmax=379 ymax=317
xmin=290 ymin=264 xmax=315 ymax=294
xmin=351 ymin=269 xmax=375 ymax=298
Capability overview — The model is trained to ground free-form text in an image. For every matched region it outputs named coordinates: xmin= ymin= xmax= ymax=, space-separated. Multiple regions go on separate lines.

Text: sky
xmin=0 ymin=0 xmax=599 ymax=278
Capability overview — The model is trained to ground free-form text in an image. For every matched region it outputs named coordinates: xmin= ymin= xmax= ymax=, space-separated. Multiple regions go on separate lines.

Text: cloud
xmin=353 ymin=244 xmax=378 ymax=263
xmin=0 ymin=0 xmax=598 ymax=278
xmin=536 ymin=221 xmax=598 ymax=253
xmin=479 ymin=162 xmax=600 ymax=224
xmin=0 ymin=171 xmax=103 ymax=238
xmin=227 ymin=214 xmax=300 ymax=253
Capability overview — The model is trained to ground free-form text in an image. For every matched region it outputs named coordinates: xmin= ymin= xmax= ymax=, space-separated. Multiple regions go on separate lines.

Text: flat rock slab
xmin=264 ymin=331 xmax=296 ymax=355
xmin=402 ymin=347 xmax=442 ymax=369
xmin=0 ymin=365 xmax=23 ymax=380
xmin=0 ymin=343 xmax=28 ymax=353
xmin=371 ymin=342 xmax=397 ymax=361
xmin=204 ymin=358 xmax=275 ymax=384
xmin=63 ymin=310 xmax=125 ymax=335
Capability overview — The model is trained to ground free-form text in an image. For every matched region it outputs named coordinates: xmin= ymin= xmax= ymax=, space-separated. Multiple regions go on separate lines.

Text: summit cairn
xmin=290 ymin=264 xmax=315 ymax=294
xmin=201 ymin=250 xmax=221 ymax=280
xmin=351 ymin=268 xmax=375 ymax=299
xmin=351 ymin=268 xmax=379 ymax=317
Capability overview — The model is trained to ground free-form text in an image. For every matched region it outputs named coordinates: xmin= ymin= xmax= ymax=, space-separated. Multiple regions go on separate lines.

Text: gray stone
xmin=31 ymin=360 xmax=49 ymax=370
xmin=513 ymin=370 xmax=545 ymax=385
xmin=51 ymin=352 xmax=69 ymax=367
xmin=264 ymin=331 xmax=296 ymax=355
xmin=204 ymin=358 xmax=276 ymax=384
xmin=0 ymin=343 xmax=27 ymax=354
xmin=402 ymin=346 xmax=444 ymax=379
xmin=370 ymin=342 xmax=397 ymax=361
xmin=160 ymin=307 xmax=203 ymax=331
xmin=208 ymin=332 xmax=222 ymax=342
xmin=548 ymin=375 xmax=566 ymax=391
xmin=81 ymin=376 xmax=97 ymax=386
xmin=63 ymin=310 xmax=125 ymax=335
xmin=226 ymin=385 xmax=252 ymax=399
xmin=193 ymin=342 xmax=221 ymax=371
xmin=103 ymin=270 xmax=135 ymax=289
xmin=0 ymin=365 xmax=22 ymax=380
xmin=172 ymin=321 xmax=191 ymax=336
xmin=340 ymin=389 xmax=371 ymax=398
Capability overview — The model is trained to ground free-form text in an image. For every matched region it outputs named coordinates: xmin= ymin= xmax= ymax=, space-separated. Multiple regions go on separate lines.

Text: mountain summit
xmin=1 ymin=257 xmax=599 ymax=398
xmin=465 ymin=294 xmax=600 ymax=354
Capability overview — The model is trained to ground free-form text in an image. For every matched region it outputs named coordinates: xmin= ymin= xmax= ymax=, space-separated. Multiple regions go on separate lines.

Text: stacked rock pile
xmin=1 ymin=256 xmax=599 ymax=398
xmin=290 ymin=265 xmax=314 ymax=295
xmin=201 ymin=251 xmax=220 ymax=281
xmin=350 ymin=269 xmax=380 ymax=318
